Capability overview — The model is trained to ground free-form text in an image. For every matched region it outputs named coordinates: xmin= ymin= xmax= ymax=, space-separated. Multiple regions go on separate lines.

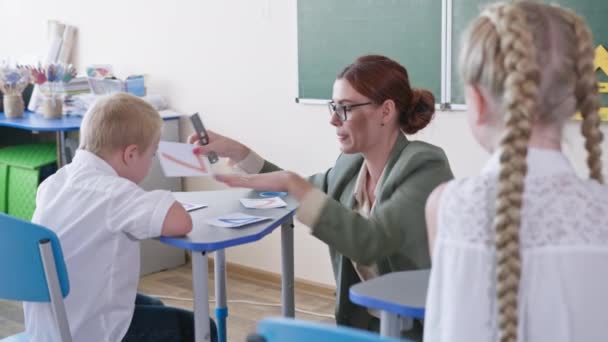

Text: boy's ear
xmin=466 ymin=85 xmax=489 ymax=124
xmin=122 ymin=144 xmax=139 ymax=164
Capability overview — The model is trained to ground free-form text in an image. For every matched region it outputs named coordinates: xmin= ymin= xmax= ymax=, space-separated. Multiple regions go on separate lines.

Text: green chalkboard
xmin=297 ymin=0 xmax=442 ymax=101
xmin=450 ymin=0 xmax=490 ymax=104
xmin=450 ymin=0 xmax=608 ymax=104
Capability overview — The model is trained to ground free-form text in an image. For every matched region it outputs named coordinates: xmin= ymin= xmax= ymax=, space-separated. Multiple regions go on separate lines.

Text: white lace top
xmin=424 ymin=148 xmax=608 ymax=342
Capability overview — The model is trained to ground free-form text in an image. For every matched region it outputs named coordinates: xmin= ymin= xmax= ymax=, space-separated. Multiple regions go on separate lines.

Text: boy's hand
xmin=187 ymin=130 xmax=250 ymax=163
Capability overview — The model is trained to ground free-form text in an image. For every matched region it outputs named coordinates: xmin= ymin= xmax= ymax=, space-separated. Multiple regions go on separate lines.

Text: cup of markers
xmin=27 ymin=63 xmax=77 ymax=119
xmin=0 ymin=65 xmax=30 ymax=118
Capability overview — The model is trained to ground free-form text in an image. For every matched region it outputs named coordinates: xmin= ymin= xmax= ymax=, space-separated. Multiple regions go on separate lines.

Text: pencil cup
xmin=41 ymin=96 xmax=62 ymax=119
xmin=3 ymin=94 xmax=24 ymax=118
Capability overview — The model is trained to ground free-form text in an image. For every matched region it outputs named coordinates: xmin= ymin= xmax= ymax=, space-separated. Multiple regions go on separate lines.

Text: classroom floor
xmin=0 ymin=263 xmax=336 ymax=341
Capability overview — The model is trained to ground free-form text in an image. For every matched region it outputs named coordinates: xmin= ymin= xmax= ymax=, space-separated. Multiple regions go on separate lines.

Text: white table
xmin=349 ymin=269 xmax=429 ymax=337
xmin=160 ymin=189 xmax=297 ymax=342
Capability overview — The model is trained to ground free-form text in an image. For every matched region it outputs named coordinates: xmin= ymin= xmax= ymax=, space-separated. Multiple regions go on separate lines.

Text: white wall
xmin=3 ymin=0 xmax=606 ymax=287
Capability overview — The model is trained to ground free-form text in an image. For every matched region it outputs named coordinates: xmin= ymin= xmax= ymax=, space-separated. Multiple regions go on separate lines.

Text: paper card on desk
xmin=179 ymin=201 xmax=208 ymax=212
xmin=158 ymin=141 xmax=212 ymax=177
xmin=240 ymin=197 xmax=287 ymax=209
xmin=207 ymin=213 xmax=271 ymax=228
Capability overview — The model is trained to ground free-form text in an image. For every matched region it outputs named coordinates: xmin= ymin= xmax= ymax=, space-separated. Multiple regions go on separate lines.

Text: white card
xmin=179 ymin=201 xmax=208 ymax=212
xmin=157 ymin=141 xmax=213 ymax=177
xmin=240 ymin=197 xmax=287 ymax=209
xmin=206 ymin=212 xmax=271 ymax=228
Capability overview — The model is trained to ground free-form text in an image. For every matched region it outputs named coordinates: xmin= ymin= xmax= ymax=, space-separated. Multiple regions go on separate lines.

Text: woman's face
xmin=330 ymin=79 xmax=383 ymax=154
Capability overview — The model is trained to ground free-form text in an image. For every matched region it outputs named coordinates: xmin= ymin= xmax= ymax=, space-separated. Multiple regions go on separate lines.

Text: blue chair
xmin=246 ymin=317 xmax=407 ymax=342
xmin=0 ymin=213 xmax=71 ymax=342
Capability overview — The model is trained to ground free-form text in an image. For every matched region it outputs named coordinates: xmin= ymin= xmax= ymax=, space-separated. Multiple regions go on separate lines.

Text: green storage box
xmin=0 ymin=143 xmax=57 ymax=220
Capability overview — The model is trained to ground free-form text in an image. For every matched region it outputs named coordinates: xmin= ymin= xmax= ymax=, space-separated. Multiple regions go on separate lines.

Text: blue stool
xmin=246 ymin=317 xmax=407 ymax=342
xmin=0 ymin=213 xmax=71 ymax=342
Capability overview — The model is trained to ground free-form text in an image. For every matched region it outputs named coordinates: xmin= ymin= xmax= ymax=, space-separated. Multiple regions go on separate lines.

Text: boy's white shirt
xmin=23 ymin=149 xmax=175 ymax=342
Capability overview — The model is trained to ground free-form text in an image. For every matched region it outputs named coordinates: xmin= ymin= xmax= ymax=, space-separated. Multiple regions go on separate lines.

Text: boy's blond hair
xmin=79 ymin=93 xmax=163 ymax=155
xmin=459 ymin=2 xmax=603 ymax=341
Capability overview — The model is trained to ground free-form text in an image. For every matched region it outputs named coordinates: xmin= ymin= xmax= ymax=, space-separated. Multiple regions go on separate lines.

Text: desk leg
xmin=380 ymin=311 xmax=401 ymax=338
xmin=55 ymin=131 xmax=71 ymax=167
xmin=400 ymin=316 xmax=413 ymax=331
xmin=214 ymin=249 xmax=228 ymax=342
xmin=192 ymin=251 xmax=211 ymax=342
xmin=280 ymin=217 xmax=295 ymax=317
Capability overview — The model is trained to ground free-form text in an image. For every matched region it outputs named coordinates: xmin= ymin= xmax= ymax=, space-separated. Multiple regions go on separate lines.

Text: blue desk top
xmin=0 ymin=110 xmax=181 ymax=132
xmin=0 ymin=111 xmax=81 ymax=132
xmin=160 ymin=189 xmax=298 ymax=252
xmin=349 ymin=269 xmax=430 ymax=319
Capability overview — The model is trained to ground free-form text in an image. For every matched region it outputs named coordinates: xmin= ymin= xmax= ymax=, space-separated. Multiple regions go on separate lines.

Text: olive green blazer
xmin=260 ymin=133 xmax=453 ymax=328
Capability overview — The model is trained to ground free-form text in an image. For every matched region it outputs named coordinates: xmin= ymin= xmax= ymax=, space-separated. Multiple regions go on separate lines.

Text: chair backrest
xmin=0 ymin=212 xmax=71 ymax=341
xmin=248 ymin=317 xmax=405 ymax=342
xmin=0 ymin=213 xmax=69 ymax=300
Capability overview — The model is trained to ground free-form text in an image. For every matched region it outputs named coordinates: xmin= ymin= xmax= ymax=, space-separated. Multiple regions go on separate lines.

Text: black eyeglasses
xmin=327 ymin=101 xmax=373 ymax=121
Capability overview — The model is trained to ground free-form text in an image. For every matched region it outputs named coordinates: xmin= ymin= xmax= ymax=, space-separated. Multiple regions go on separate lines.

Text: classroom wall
xmin=2 ymin=0 xmax=607 ymax=287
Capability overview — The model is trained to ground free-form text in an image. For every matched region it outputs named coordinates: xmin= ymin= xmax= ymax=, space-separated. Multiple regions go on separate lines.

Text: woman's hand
xmin=214 ymin=171 xmax=314 ymax=201
xmin=188 ymin=130 xmax=250 ymax=163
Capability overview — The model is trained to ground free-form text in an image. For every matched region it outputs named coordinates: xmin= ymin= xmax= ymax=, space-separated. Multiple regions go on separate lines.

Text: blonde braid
xmin=558 ymin=8 xmax=604 ymax=183
xmin=482 ymin=3 xmax=540 ymax=342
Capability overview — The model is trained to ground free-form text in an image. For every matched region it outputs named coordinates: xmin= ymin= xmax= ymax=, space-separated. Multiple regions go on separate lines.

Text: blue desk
xmin=0 ymin=110 xmax=82 ymax=131
xmin=349 ymin=269 xmax=430 ymax=337
xmin=161 ymin=189 xmax=297 ymax=342
xmin=0 ymin=110 xmax=181 ymax=166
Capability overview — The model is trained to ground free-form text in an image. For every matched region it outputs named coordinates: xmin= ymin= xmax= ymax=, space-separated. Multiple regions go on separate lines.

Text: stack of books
xmin=58 ymin=76 xmax=90 ymax=95
xmin=87 ymin=75 xmax=146 ymax=97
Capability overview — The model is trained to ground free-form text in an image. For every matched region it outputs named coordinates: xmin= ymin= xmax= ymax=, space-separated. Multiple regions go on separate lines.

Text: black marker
xmin=190 ymin=112 xmax=219 ymax=164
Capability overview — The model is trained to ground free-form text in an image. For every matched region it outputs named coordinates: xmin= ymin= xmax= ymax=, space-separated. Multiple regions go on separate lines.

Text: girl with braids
xmin=424 ymin=1 xmax=608 ymax=341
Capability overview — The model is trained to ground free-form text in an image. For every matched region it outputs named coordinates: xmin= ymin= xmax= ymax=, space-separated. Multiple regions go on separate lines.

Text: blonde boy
xmin=24 ymin=93 xmax=215 ymax=341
